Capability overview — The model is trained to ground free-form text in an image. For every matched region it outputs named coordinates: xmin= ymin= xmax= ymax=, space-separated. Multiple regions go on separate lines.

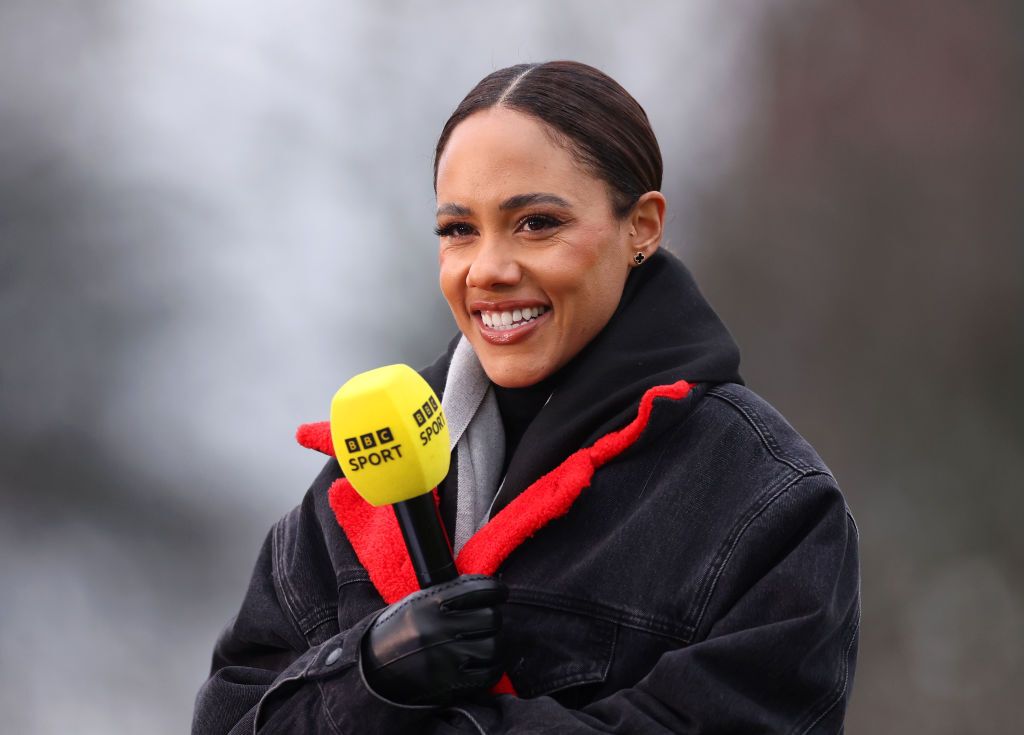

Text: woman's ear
xmin=627 ymin=191 xmax=666 ymax=263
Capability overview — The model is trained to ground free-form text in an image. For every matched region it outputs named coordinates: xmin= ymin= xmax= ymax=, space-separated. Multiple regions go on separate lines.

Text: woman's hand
xmin=360 ymin=574 xmax=507 ymax=706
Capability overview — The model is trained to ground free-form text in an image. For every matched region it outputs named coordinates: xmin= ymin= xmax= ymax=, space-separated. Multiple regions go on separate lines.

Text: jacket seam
xmin=337 ymin=573 xmax=371 ymax=589
xmin=845 ymin=509 xmax=861 ymax=541
xmin=447 ymin=706 xmax=489 ymax=735
xmin=252 ymin=655 xmax=317 ymax=733
xmin=603 ymin=622 xmax=619 ymax=682
xmin=271 ymin=518 xmax=311 ymax=646
xmin=509 ymin=589 xmax=689 ymax=643
xmin=688 ymin=470 xmax=817 ymax=637
xmin=705 ymin=386 xmax=819 ymax=475
xmin=791 ymin=512 xmax=861 ymax=735
xmin=316 ymin=680 xmax=344 ymax=735
xmin=517 ymin=620 xmax=618 ymax=698
xmin=793 ymin=600 xmax=861 ymax=735
xmin=297 ymin=605 xmax=337 ymax=638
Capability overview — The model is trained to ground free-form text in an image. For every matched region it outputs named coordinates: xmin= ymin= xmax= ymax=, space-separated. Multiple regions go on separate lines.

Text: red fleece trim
xmin=296 ymin=421 xmax=334 ymax=456
xmin=326 ymin=479 xmax=426 ymax=605
xmin=491 ymin=673 xmax=516 ymax=695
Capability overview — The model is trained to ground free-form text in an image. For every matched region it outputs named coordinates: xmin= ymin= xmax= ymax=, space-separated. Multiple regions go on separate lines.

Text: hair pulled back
xmin=433 ymin=61 xmax=663 ymax=218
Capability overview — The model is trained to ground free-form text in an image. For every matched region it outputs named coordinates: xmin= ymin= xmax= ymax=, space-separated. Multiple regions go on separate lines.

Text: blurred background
xmin=1 ymin=0 xmax=1021 ymax=732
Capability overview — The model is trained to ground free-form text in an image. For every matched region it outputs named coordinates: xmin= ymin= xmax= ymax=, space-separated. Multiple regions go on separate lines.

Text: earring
xmin=633 ymin=251 xmax=646 ymax=265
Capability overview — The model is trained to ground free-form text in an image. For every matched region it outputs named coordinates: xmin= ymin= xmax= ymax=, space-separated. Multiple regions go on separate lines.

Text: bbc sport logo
xmin=344 ymin=427 xmax=394 ymax=454
xmin=412 ymin=396 xmax=439 ymax=427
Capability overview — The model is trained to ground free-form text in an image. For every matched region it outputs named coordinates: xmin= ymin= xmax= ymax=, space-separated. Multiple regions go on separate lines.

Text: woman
xmin=193 ymin=61 xmax=859 ymax=734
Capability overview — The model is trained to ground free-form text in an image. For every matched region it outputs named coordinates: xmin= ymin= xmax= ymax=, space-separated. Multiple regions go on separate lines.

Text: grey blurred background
xmin=1 ymin=1 xmax=1020 ymax=732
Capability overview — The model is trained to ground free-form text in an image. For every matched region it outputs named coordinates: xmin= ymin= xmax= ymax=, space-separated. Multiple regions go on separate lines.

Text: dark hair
xmin=433 ymin=61 xmax=663 ymax=218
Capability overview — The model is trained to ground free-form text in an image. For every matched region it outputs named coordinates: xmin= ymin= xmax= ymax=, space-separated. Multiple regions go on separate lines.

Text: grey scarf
xmin=441 ymin=337 xmax=504 ymax=553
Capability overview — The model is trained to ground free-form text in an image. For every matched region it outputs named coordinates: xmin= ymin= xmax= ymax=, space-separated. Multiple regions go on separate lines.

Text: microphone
xmin=330 ymin=364 xmax=457 ymax=588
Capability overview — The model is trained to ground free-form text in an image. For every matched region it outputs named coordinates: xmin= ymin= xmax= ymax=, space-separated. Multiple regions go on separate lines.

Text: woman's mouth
xmin=475 ymin=306 xmax=550 ymax=345
xmin=480 ymin=306 xmax=547 ymax=330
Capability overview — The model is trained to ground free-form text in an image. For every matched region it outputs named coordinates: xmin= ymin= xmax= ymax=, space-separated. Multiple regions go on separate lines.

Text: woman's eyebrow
xmin=436 ymin=202 xmax=472 ymax=217
xmin=499 ymin=193 xmax=572 ymax=210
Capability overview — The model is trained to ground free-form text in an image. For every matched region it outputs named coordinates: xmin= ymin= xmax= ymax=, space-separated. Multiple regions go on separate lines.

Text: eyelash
xmin=518 ymin=214 xmax=563 ymax=232
xmin=434 ymin=222 xmax=474 ymax=238
xmin=434 ymin=214 xmax=564 ymax=239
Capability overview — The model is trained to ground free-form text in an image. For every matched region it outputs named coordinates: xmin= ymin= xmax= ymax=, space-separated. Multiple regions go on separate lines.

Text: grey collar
xmin=441 ymin=337 xmax=504 ymax=553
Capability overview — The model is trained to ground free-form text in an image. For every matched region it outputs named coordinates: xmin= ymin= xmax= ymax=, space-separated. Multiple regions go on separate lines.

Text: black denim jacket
xmin=193 ymin=254 xmax=859 ymax=733
xmin=192 ymin=382 xmax=858 ymax=734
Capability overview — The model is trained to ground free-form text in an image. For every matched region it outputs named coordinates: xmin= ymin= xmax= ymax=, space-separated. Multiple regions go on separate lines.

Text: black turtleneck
xmin=492 ymin=371 xmax=561 ymax=477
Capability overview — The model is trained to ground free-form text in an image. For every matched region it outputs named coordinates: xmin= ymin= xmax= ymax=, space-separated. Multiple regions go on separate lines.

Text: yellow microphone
xmin=330 ymin=364 xmax=457 ymax=587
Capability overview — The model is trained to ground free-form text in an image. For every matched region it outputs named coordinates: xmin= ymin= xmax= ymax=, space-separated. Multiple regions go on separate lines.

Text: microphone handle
xmin=393 ymin=492 xmax=458 ymax=588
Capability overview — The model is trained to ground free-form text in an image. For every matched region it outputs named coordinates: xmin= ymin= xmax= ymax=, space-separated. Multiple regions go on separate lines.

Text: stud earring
xmin=633 ymin=252 xmax=645 ymax=265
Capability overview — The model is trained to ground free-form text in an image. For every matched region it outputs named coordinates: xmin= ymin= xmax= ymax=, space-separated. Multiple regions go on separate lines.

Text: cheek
xmin=546 ymin=234 xmax=624 ymax=305
xmin=555 ymin=251 xmax=627 ymax=331
xmin=438 ymin=252 xmax=467 ymax=317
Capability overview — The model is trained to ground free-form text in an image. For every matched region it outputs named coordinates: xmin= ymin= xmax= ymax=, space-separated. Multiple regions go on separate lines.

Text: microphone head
xmin=330 ymin=364 xmax=450 ymax=506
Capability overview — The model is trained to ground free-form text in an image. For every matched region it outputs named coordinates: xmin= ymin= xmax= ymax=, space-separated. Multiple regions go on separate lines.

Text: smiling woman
xmin=194 ymin=61 xmax=860 ymax=734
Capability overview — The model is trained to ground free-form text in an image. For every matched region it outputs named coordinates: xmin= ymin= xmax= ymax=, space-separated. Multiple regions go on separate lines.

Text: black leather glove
xmin=360 ymin=574 xmax=507 ymax=706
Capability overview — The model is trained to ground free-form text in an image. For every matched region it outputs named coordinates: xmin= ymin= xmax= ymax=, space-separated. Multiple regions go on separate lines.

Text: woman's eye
xmin=519 ymin=215 xmax=562 ymax=233
xmin=435 ymin=222 xmax=475 ymax=239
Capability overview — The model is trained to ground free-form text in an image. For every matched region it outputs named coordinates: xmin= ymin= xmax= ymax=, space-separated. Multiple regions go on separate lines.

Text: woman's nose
xmin=466 ymin=236 xmax=522 ymax=290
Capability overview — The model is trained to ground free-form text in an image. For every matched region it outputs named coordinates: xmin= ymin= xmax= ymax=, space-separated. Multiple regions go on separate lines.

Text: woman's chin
xmin=478 ymin=353 xmax=554 ymax=388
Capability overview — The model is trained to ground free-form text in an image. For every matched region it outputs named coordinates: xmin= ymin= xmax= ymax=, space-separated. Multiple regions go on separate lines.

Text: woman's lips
xmin=475 ymin=306 xmax=551 ymax=345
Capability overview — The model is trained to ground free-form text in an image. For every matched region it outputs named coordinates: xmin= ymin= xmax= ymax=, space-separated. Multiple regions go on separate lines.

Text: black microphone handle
xmin=393 ymin=491 xmax=458 ymax=588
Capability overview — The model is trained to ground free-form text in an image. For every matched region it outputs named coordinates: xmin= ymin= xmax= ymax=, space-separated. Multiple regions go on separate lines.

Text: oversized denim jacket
xmin=192 ymin=379 xmax=859 ymax=734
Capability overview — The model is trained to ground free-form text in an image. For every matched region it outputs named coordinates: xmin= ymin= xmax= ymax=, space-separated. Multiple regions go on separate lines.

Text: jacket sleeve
xmin=191 ymin=496 xmax=435 ymax=734
xmin=428 ymin=472 xmax=860 ymax=735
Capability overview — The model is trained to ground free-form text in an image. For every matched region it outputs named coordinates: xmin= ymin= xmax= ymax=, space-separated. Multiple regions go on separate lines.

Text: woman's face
xmin=436 ymin=107 xmax=642 ymax=388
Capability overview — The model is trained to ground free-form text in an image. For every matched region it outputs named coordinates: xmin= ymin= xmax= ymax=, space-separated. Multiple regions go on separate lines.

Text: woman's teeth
xmin=481 ymin=306 xmax=547 ymax=330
